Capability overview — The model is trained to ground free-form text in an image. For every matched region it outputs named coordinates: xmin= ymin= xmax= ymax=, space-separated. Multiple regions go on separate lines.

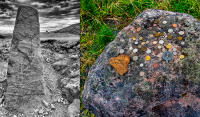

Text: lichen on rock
xmin=82 ymin=9 xmax=200 ymax=117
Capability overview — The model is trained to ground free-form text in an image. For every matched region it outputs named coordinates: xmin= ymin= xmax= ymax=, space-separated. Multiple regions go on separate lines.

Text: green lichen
xmin=181 ymin=40 xmax=200 ymax=84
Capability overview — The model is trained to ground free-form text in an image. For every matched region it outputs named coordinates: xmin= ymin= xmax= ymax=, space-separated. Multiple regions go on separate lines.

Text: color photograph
xmin=81 ymin=0 xmax=200 ymax=117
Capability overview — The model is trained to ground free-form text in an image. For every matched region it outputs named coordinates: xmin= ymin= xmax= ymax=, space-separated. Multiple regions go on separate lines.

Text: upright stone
xmin=5 ymin=6 xmax=44 ymax=113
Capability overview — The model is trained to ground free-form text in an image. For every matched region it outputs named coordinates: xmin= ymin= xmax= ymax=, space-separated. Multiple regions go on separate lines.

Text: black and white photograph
xmin=0 ymin=0 xmax=80 ymax=116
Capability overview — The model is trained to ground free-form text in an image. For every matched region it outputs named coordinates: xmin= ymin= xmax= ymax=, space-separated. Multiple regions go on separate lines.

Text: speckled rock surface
xmin=82 ymin=9 xmax=200 ymax=117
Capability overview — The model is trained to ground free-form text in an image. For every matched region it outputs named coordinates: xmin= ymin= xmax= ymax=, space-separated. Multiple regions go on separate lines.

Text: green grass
xmin=80 ymin=0 xmax=200 ymax=116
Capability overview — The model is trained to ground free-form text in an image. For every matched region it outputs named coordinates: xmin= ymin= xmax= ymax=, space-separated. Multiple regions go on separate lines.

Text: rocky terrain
xmin=82 ymin=9 xmax=200 ymax=117
xmin=0 ymin=5 xmax=80 ymax=117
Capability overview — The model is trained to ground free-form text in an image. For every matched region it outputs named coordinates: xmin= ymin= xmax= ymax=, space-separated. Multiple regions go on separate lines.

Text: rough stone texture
xmin=82 ymin=9 xmax=200 ymax=117
xmin=67 ymin=99 xmax=80 ymax=117
xmin=0 ymin=5 xmax=80 ymax=117
xmin=4 ymin=5 xmax=44 ymax=113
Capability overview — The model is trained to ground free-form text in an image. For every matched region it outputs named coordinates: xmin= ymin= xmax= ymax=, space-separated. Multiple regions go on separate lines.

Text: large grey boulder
xmin=5 ymin=5 xmax=44 ymax=114
xmin=82 ymin=9 xmax=200 ymax=117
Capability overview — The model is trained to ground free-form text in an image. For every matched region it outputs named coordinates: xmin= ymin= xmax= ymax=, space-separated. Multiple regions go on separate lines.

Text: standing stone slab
xmin=5 ymin=6 xmax=44 ymax=113
xmin=82 ymin=9 xmax=200 ymax=117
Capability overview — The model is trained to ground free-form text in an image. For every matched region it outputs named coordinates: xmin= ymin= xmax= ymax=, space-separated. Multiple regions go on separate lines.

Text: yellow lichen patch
xmin=160 ymin=32 xmax=164 ymax=36
xmin=110 ymin=54 xmax=130 ymax=76
xmin=155 ymin=32 xmax=160 ymax=37
xmin=154 ymin=19 xmax=159 ymax=24
xmin=167 ymin=34 xmax=173 ymax=39
xmin=132 ymin=36 xmax=136 ymax=40
xmin=177 ymin=36 xmax=183 ymax=40
xmin=166 ymin=43 xmax=172 ymax=49
xmin=139 ymin=37 xmax=144 ymax=40
xmin=141 ymin=46 xmax=147 ymax=52
xmin=145 ymin=55 xmax=151 ymax=61
xmin=180 ymin=55 xmax=185 ymax=59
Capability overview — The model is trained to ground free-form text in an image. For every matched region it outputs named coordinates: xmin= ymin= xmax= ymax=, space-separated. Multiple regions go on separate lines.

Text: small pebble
xmin=138 ymin=45 xmax=142 ymax=48
xmin=132 ymin=36 xmax=136 ymax=40
xmin=129 ymin=47 xmax=133 ymax=50
xmin=162 ymin=48 xmax=166 ymax=52
xmin=133 ymin=48 xmax=138 ymax=53
xmin=173 ymin=52 xmax=177 ymax=55
xmin=159 ymin=40 xmax=164 ymax=44
xmin=181 ymin=42 xmax=185 ymax=45
xmin=145 ymin=41 xmax=150 ymax=44
xmin=133 ymin=56 xmax=139 ymax=61
xmin=149 ymin=34 xmax=154 ymax=38
xmin=166 ymin=43 xmax=172 ymax=49
xmin=139 ymin=72 xmax=145 ymax=76
xmin=145 ymin=56 xmax=151 ymax=61
xmin=173 ymin=48 xmax=177 ymax=51
xmin=158 ymin=45 xmax=162 ymax=49
xmin=135 ymin=41 xmax=139 ymax=45
xmin=172 ymin=24 xmax=178 ymax=28
xmin=180 ymin=55 xmax=185 ymax=59
xmin=50 ymin=104 xmax=56 ymax=109
xmin=141 ymin=42 xmax=146 ymax=45
xmin=177 ymin=36 xmax=183 ymax=40
xmin=155 ymin=32 xmax=160 ymax=37
xmin=120 ymin=49 xmax=124 ymax=54
xmin=179 ymin=31 xmax=184 ymax=35
xmin=162 ymin=21 xmax=167 ymax=24
xmin=141 ymin=46 xmax=147 ymax=51
xmin=139 ymin=63 xmax=144 ymax=67
xmin=146 ymin=48 xmax=151 ymax=54
xmin=139 ymin=37 xmax=144 ymax=40
xmin=153 ymin=63 xmax=159 ymax=69
xmin=13 ymin=115 xmax=17 ymax=117
xmin=167 ymin=34 xmax=173 ymax=39
xmin=152 ymin=41 xmax=158 ymax=45
xmin=168 ymin=29 xmax=173 ymax=33
xmin=137 ymin=27 xmax=141 ymax=32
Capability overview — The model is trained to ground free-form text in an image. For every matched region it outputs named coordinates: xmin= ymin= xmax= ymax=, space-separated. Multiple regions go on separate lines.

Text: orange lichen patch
xmin=110 ymin=54 xmax=130 ymax=76
xmin=137 ymin=27 xmax=141 ymax=32
xmin=172 ymin=24 xmax=178 ymax=28
xmin=178 ymin=93 xmax=200 ymax=108
xmin=177 ymin=36 xmax=183 ymax=40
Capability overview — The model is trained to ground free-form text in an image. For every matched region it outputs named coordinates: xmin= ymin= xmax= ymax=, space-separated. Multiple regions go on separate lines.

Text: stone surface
xmin=0 ymin=5 xmax=80 ymax=117
xmin=67 ymin=99 xmax=80 ymax=117
xmin=5 ymin=5 xmax=44 ymax=113
xmin=82 ymin=9 xmax=200 ymax=117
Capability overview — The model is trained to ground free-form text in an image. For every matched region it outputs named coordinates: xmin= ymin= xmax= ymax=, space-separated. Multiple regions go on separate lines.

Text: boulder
xmin=5 ymin=5 xmax=44 ymax=113
xmin=82 ymin=9 xmax=200 ymax=117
